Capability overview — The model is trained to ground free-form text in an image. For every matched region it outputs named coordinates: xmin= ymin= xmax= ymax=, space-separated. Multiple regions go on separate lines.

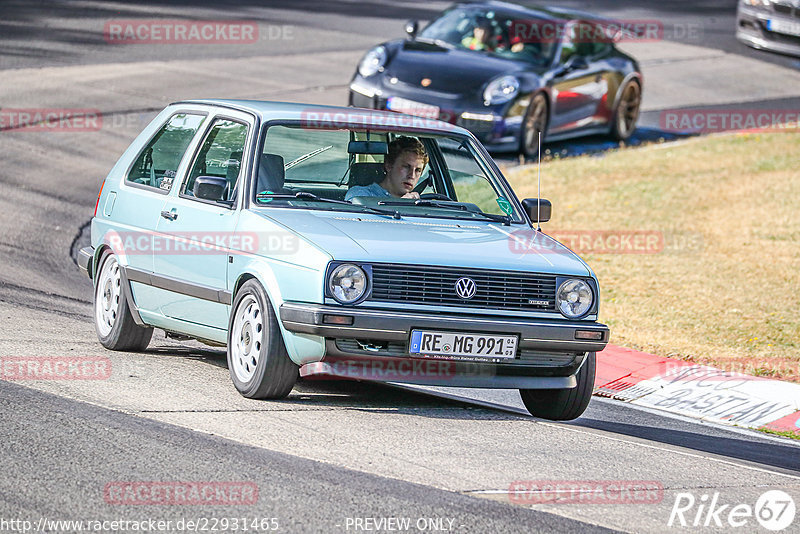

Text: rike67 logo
xmin=668 ymin=490 xmax=796 ymax=531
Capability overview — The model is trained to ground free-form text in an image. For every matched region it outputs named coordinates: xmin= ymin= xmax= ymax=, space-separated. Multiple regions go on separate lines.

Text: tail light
xmin=94 ymin=179 xmax=105 ymax=217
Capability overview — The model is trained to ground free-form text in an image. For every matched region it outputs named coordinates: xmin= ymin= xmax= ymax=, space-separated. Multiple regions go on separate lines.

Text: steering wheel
xmin=420 ymin=193 xmax=453 ymax=201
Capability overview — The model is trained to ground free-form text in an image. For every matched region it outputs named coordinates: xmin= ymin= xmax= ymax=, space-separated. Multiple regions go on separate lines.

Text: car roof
xmin=173 ymin=99 xmax=473 ymax=137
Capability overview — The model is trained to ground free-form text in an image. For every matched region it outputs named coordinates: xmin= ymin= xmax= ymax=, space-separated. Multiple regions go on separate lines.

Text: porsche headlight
xmin=328 ymin=264 xmax=368 ymax=304
xmin=556 ymin=279 xmax=594 ymax=318
xmin=358 ymin=46 xmax=387 ymax=77
xmin=483 ymin=75 xmax=520 ymax=105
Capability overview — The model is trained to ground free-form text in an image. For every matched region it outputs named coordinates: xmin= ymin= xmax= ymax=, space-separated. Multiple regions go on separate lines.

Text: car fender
xmin=609 ymin=71 xmax=643 ymax=114
xmin=229 ymin=256 xmax=328 ymax=366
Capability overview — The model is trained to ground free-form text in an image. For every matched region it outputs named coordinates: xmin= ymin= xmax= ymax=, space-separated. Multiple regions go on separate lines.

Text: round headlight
xmin=483 ymin=75 xmax=519 ymax=105
xmin=556 ymin=279 xmax=593 ymax=318
xmin=358 ymin=46 xmax=387 ymax=77
xmin=328 ymin=264 xmax=368 ymax=304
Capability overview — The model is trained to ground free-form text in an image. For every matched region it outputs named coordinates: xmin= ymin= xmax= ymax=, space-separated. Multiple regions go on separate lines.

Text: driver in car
xmin=345 ymin=136 xmax=428 ymax=201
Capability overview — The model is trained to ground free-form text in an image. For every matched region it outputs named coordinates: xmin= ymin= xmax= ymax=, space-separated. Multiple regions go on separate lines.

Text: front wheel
xmin=227 ymin=280 xmax=298 ymax=399
xmin=519 ymin=352 xmax=595 ymax=420
xmin=94 ymin=252 xmax=153 ymax=351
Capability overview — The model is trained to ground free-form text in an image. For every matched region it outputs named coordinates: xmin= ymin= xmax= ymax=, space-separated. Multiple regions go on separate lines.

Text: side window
xmin=183 ymin=119 xmax=248 ymax=201
xmin=439 ymin=138 xmax=508 ymax=216
xmin=561 ymin=22 xmax=608 ymax=63
xmin=126 ymin=113 xmax=205 ymax=191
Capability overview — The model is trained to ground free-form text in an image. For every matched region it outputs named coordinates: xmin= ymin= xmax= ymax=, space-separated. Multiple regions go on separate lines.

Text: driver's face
xmin=474 ymin=27 xmax=489 ymax=43
xmin=382 ymin=151 xmax=426 ymax=197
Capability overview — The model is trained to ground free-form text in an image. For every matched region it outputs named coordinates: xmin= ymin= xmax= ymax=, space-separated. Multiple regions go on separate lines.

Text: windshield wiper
xmin=256 ymin=191 xmax=402 ymax=219
xmin=378 ymin=199 xmax=511 ymax=225
xmin=379 ymin=199 xmax=466 ymax=211
xmin=284 ymin=145 xmax=333 ymax=170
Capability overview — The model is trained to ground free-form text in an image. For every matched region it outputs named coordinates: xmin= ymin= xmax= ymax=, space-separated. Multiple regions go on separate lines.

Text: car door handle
xmin=160 ymin=210 xmax=178 ymax=221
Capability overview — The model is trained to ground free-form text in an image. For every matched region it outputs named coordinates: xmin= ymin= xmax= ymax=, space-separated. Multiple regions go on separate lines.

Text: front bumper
xmin=281 ymin=302 xmax=609 ymax=388
xmin=349 ymin=82 xmax=523 ymax=152
xmin=736 ymin=5 xmax=800 ymax=57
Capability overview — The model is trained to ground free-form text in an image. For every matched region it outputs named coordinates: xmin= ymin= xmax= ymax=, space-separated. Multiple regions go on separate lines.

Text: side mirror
xmin=405 ymin=20 xmax=419 ymax=40
xmin=565 ymin=54 xmax=589 ymax=71
xmin=193 ymin=175 xmax=228 ymax=202
xmin=522 ymin=198 xmax=552 ymax=223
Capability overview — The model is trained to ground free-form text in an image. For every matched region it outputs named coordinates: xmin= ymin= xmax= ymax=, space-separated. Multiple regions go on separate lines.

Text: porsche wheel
xmin=610 ymin=81 xmax=641 ymax=141
xmin=228 ymin=279 xmax=298 ymax=399
xmin=94 ymin=252 xmax=153 ymax=351
xmin=519 ymin=352 xmax=595 ymax=421
xmin=520 ymin=92 xmax=548 ymax=159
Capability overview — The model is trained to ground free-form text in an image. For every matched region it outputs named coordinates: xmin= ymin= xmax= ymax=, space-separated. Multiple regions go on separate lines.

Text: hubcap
xmin=231 ymin=294 xmax=263 ymax=383
xmin=95 ymin=256 xmax=121 ymax=337
xmin=617 ymin=83 xmax=641 ymax=138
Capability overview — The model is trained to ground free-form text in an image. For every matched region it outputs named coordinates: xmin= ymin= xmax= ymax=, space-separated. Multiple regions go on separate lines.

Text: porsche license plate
xmin=767 ymin=18 xmax=800 ymax=37
xmin=386 ymin=97 xmax=440 ymax=119
xmin=409 ymin=330 xmax=517 ymax=359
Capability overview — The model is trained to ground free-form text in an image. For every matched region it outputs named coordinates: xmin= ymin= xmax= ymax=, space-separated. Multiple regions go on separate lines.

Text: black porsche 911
xmin=348 ymin=1 xmax=643 ymax=157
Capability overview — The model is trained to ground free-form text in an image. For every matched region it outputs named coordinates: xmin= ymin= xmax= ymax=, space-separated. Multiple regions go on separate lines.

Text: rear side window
xmin=127 ymin=113 xmax=206 ymax=191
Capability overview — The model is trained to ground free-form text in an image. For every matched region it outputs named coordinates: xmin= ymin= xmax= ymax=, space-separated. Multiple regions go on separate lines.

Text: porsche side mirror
xmin=405 ymin=20 xmax=419 ymax=39
xmin=522 ymin=198 xmax=552 ymax=223
xmin=193 ymin=175 xmax=228 ymax=202
xmin=566 ymin=55 xmax=589 ymax=71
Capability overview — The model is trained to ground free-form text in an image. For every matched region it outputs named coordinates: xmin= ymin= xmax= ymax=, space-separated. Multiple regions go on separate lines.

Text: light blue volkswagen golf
xmin=78 ymin=99 xmax=609 ymax=420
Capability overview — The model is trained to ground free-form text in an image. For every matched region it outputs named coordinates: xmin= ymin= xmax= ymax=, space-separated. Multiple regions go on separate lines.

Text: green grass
xmin=503 ymin=132 xmax=800 ymax=382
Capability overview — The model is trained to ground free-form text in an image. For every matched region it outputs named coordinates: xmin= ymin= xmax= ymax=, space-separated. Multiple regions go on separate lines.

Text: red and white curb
xmin=595 ymin=345 xmax=800 ymax=434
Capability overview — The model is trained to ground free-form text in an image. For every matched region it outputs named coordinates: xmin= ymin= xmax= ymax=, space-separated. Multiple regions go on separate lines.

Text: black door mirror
xmin=405 ymin=20 xmax=419 ymax=39
xmin=565 ymin=54 xmax=589 ymax=71
xmin=193 ymin=175 xmax=228 ymax=202
xmin=522 ymin=198 xmax=552 ymax=223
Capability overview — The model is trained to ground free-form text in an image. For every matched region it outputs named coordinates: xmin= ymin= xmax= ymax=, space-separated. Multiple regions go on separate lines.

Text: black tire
xmin=609 ymin=80 xmax=641 ymax=141
xmin=519 ymin=352 xmax=596 ymax=420
xmin=227 ymin=279 xmax=298 ymax=399
xmin=520 ymin=92 xmax=548 ymax=159
xmin=93 ymin=251 xmax=153 ymax=352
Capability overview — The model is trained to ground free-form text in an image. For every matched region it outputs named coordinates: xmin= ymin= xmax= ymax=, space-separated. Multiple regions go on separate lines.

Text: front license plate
xmin=386 ymin=96 xmax=440 ymax=119
xmin=767 ymin=18 xmax=800 ymax=37
xmin=409 ymin=330 xmax=517 ymax=359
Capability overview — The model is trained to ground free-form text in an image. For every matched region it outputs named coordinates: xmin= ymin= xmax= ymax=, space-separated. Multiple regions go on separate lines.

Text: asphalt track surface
xmin=1 ymin=1 xmax=799 ymax=533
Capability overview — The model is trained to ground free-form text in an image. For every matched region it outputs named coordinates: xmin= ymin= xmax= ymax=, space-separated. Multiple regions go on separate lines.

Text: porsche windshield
xmin=418 ymin=7 xmax=559 ymax=66
xmin=254 ymin=125 xmax=524 ymax=224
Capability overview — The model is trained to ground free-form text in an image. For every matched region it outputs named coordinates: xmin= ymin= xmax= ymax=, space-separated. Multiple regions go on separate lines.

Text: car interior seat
xmin=256 ymin=153 xmax=290 ymax=195
xmin=347 ymin=162 xmax=385 ymax=188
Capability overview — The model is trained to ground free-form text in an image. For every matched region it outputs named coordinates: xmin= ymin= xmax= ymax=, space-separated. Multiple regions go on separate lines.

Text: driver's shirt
xmin=344 ymin=182 xmax=392 ymax=202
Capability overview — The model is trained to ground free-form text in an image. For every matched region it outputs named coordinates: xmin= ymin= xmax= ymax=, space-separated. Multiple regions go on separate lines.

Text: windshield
xmin=418 ymin=7 xmax=559 ymax=66
xmin=254 ymin=125 xmax=524 ymax=224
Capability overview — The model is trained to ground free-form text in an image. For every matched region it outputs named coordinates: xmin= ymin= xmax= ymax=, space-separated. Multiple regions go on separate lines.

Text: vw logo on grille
xmin=454 ymin=277 xmax=477 ymax=300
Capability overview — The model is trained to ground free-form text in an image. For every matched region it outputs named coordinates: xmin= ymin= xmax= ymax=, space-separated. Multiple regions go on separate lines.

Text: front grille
xmin=369 ymin=263 xmax=557 ymax=312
